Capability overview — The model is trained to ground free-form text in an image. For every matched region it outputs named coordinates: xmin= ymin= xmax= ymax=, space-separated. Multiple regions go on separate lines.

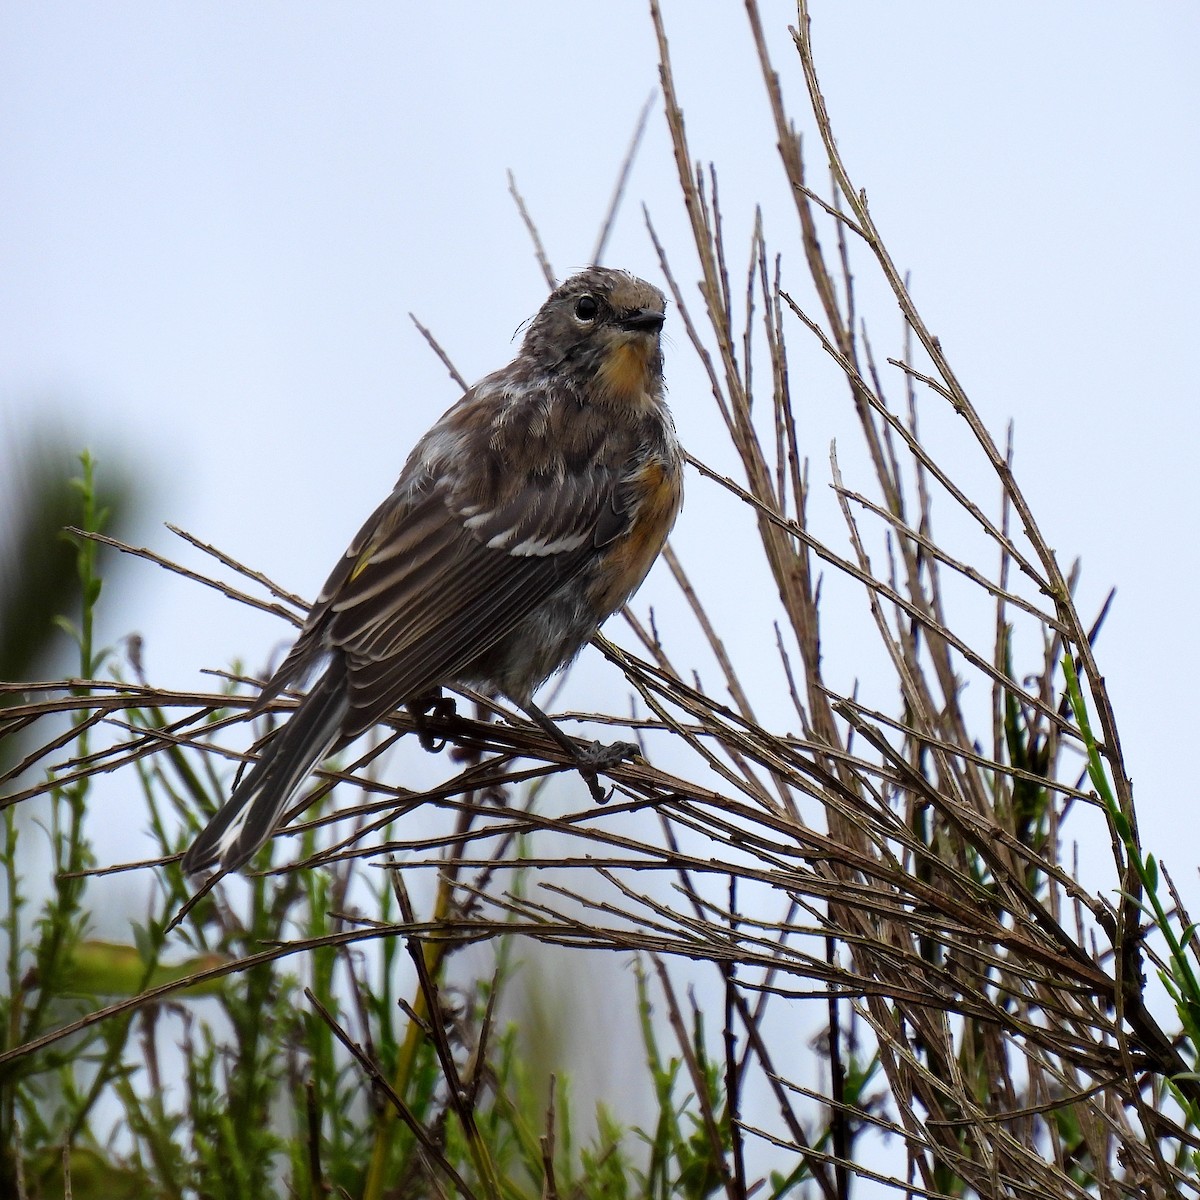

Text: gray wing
xmin=272 ymin=440 xmax=633 ymax=739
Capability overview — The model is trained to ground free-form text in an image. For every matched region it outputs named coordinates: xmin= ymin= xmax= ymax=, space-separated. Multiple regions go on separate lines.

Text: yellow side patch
xmin=633 ymin=460 xmax=682 ymax=531
xmin=590 ymin=458 xmax=682 ymax=614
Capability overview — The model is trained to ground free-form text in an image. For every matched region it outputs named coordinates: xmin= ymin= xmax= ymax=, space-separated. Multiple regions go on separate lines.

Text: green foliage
xmin=1064 ymin=655 xmax=1200 ymax=1116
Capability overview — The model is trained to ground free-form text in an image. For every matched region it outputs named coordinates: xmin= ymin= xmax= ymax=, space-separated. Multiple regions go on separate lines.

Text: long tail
xmin=181 ymin=662 xmax=350 ymax=875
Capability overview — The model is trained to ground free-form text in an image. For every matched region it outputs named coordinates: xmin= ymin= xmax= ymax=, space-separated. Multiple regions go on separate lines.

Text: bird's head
xmin=520 ymin=267 xmax=667 ymax=404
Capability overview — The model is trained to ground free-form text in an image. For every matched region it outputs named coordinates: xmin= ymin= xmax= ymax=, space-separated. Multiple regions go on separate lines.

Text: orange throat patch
xmin=597 ymin=338 xmax=654 ymax=403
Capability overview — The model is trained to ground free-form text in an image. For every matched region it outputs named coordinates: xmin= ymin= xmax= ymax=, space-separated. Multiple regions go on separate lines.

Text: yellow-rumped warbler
xmin=182 ymin=267 xmax=683 ymax=875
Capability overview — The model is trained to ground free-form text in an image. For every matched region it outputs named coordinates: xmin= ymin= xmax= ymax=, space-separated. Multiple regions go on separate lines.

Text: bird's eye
xmin=574 ymin=295 xmax=599 ymax=322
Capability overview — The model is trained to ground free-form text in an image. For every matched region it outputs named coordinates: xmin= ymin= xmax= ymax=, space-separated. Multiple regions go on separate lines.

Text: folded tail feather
xmin=181 ymin=662 xmax=350 ymax=875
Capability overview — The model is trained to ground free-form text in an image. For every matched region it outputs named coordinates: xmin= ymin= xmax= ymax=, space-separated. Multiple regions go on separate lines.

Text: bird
xmin=181 ymin=267 xmax=683 ymax=876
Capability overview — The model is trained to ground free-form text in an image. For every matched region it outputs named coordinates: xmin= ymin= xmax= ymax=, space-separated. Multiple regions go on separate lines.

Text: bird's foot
xmin=518 ymin=702 xmax=641 ymax=805
xmin=578 ymin=739 xmax=641 ymax=771
xmin=575 ymin=739 xmax=641 ymax=804
xmin=407 ymin=690 xmax=459 ymax=753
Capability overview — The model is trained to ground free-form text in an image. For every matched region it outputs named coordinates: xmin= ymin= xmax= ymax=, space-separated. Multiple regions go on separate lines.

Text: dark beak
xmin=620 ymin=308 xmax=665 ymax=334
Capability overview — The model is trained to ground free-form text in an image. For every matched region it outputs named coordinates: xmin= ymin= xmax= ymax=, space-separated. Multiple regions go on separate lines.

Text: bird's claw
xmin=576 ymin=739 xmax=640 ymax=804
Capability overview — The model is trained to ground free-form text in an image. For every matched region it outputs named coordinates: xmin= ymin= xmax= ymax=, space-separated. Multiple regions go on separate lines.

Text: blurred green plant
xmin=0 ymin=433 xmax=134 ymax=777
